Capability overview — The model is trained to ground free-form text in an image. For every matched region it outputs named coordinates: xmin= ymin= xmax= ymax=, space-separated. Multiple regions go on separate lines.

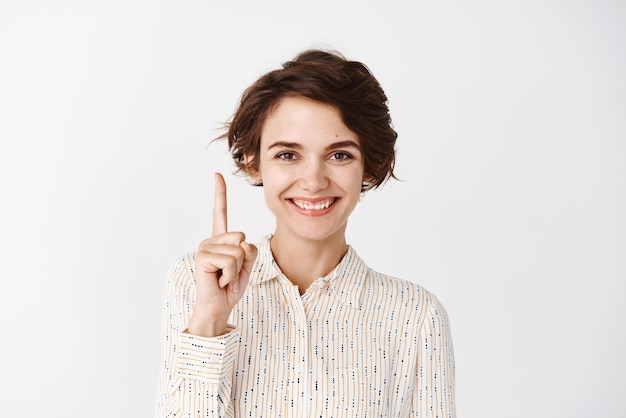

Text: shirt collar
xmin=249 ymin=235 xmax=367 ymax=309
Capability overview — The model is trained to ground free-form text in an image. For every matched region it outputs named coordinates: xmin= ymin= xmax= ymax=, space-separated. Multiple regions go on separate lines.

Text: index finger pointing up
xmin=212 ymin=172 xmax=228 ymax=236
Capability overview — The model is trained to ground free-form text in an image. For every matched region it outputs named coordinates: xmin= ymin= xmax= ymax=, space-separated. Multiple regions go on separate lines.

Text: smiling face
xmin=252 ymin=96 xmax=365 ymax=245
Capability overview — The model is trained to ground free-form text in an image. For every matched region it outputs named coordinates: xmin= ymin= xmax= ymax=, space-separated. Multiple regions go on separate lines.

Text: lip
xmin=288 ymin=197 xmax=338 ymax=216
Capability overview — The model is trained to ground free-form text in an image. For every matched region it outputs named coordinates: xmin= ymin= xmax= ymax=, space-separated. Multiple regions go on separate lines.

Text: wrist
xmin=187 ymin=311 xmax=230 ymax=337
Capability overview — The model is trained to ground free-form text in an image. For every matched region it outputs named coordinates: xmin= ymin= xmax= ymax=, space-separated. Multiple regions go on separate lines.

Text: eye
xmin=329 ymin=152 xmax=352 ymax=161
xmin=275 ymin=151 xmax=297 ymax=160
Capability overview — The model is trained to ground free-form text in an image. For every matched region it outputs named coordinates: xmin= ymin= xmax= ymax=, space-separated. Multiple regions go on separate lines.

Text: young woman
xmin=156 ymin=49 xmax=456 ymax=417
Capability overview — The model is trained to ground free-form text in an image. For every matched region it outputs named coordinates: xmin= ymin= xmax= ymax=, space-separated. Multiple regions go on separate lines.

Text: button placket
xmin=280 ymin=277 xmax=309 ymax=416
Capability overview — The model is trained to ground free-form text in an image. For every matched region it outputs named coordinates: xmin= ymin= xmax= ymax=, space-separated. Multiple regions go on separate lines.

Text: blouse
xmin=155 ymin=235 xmax=456 ymax=417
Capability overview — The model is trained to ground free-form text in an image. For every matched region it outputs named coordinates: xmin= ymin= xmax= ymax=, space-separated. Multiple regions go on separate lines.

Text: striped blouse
xmin=156 ymin=235 xmax=456 ymax=417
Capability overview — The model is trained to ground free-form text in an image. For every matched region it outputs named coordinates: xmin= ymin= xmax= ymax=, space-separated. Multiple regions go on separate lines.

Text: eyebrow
xmin=267 ymin=140 xmax=361 ymax=151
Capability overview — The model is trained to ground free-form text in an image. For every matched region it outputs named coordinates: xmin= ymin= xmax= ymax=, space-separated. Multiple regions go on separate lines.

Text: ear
xmin=361 ymin=172 xmax=374 ymax=192
xmin=243 ymin=154 xmax=262 ymax=181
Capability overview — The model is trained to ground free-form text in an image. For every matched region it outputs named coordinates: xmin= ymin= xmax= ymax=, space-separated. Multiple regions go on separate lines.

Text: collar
xmin=249 ymin=235 xmax=367 ymax=309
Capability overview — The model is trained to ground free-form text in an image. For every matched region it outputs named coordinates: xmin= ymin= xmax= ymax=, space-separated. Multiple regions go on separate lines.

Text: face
xmin=252 ymin=96 xmax=365 ymax=244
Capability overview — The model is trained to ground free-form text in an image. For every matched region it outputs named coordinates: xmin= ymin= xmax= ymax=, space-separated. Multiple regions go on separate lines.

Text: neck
xmin=270 ymin=231 xmax=348 ymax=294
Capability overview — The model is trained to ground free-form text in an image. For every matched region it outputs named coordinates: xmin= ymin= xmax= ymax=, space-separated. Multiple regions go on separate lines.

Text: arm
xmin=155 ymin=173 xmax=257 ymax=417
xmin=412 ymin=294 xmax=456 ymax=417
xmin=155 ymin=254 xmax=239 ymax=418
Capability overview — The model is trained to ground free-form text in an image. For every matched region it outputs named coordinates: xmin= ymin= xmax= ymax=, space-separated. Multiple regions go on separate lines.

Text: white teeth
xmin=292 ymin=199 xmax=335 ymax=210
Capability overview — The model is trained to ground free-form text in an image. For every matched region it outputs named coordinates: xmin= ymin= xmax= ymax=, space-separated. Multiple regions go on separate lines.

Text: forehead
xmin=260 ymin=96 xmax=359 ymax=147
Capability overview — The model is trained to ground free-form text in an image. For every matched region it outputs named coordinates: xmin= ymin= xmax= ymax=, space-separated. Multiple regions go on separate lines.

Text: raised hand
xmin=187 ymin=172 xmax=258 ymax=337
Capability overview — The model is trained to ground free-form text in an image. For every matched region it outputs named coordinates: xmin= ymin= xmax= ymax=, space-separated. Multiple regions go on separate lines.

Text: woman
xmin=156 ymin=49 xmax=456 ymax=417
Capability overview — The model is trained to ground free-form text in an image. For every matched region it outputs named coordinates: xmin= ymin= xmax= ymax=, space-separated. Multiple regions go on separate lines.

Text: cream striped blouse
xmin=156 ymin=235 xmax=455 ymax=417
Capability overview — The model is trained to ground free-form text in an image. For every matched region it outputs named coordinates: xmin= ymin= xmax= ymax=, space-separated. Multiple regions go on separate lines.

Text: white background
xmin=1 ymin=1 xmax=624 ymax=417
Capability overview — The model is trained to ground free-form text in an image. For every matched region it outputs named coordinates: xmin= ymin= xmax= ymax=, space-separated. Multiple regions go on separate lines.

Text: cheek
xmin=261 ymin=168 xmax=289 ymax=199
xmin=262 ymin=163 xmax=293 ymax=183
xmin=337 ymin=165 xmax=366 ymax=191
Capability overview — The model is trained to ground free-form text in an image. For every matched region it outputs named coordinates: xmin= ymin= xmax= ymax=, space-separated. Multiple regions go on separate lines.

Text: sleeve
xmin=412 ymin=293 xmax=456 ymax=417
xmin=155 ymin=254 xmax=239 ymax=418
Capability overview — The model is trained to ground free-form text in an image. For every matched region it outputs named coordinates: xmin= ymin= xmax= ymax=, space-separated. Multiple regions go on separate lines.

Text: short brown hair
xmin=221 ymin=49 xmax=398 ymax=192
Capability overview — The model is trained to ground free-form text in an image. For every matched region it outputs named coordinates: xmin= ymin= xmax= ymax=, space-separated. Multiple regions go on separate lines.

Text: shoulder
xmin=363 ymin=268 xmax=451 ymax=323
xmin=163 ymin=251 xmax=197 ymax=296
xmin=365 ymin=268 xmax=435 ymax=305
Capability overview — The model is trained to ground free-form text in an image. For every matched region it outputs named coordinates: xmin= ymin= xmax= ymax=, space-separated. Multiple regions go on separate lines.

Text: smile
xmin=290 ymin=198 xmax=336 ymax=211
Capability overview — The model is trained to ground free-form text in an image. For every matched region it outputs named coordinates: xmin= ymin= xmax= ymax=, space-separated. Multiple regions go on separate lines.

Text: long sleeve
xmin=413 ymin=294 xmax=456 ymax=417
xmin=156 ymin=237 xmax=457 ymax=417
xmin=155 ymin=254 xmax=239 ymax=418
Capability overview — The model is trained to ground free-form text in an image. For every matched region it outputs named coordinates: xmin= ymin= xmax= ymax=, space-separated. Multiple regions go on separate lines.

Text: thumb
xmin=241 ymin=242 xmax=258 ymax=276
xmin=228 ymin=242 xmax=257 ymax=294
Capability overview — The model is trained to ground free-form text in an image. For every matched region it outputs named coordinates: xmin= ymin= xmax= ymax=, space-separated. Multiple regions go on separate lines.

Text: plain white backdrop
xmin=1 ymin=1 xmax=624 ymax=417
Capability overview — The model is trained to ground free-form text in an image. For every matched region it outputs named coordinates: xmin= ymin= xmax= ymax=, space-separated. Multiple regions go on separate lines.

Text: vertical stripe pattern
xmin=156 ymin=235 xmax=455 ymax=417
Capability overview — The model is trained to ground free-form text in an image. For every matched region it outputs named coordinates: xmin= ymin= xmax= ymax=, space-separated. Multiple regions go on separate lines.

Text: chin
xmin=290 ymin=222 xmax=348 ymax=244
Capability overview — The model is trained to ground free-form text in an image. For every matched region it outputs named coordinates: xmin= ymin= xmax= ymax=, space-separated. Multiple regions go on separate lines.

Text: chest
xmin=230 ymin=281 xmax=423 ymax=417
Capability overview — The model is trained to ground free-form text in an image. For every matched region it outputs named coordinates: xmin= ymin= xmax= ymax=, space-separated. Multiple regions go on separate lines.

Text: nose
xmin=298 ymin=159 xmax=329 ymax=192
